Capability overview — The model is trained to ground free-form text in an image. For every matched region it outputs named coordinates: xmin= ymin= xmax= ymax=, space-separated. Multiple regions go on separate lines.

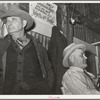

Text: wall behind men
xmin=56 ymin=3 xmax=100 ymax=77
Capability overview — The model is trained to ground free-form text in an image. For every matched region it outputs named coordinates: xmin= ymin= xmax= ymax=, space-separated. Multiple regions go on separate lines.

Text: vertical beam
xmin=95 ymin=46 xmax=100 ymax=78
xmin=57 ymin=4 xmax=74 ymax=45
xmin=66 ymin=4 xmax=74 ymax=45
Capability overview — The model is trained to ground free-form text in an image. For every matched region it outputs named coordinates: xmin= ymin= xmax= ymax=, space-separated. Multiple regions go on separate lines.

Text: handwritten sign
xmin=30 ymin=3 xmax=57 ymax=26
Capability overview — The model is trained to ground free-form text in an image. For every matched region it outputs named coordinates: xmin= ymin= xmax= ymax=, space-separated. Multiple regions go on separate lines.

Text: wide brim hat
xmin=1 ymin=5 xmax=34 ymax=30
xmin=63 ymin=43 xmax=86 ymax=68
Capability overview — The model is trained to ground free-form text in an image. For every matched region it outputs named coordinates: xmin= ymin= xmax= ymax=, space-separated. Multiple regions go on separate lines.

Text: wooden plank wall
xmin=56 ymin=3 xmax=100 ymax=57
xmin=30 ymin=31 xmax=50 ymax=50
xmin=73 ymin=3 xmax=100 ymax=44
xmin=57 ymin=3 xmax=100 ymax=44
xmin=56 ymin=3 xmax=100 ymax=76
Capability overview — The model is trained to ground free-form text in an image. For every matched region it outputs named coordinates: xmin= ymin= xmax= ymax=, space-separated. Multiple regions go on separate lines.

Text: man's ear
xmin=69 ymin=54 xmax=75 ymax=65
xmin=23 ymin=20 xmax=27 ymax=28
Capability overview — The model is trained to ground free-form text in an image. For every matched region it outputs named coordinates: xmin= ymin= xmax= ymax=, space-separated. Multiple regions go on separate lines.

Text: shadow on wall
xmin=85 ymin=51 xmax=97 ymax=78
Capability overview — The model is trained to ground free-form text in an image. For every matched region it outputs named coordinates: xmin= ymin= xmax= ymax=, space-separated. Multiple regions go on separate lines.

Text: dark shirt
xmin=4 ymin=37 xmax=49 ymax=94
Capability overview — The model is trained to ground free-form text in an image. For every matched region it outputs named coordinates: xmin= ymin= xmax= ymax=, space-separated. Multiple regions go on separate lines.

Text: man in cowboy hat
xmin=0 ymin=4 xmax=54 ymax=94
xmin=61 ymin=43 xmax=100 ymax=94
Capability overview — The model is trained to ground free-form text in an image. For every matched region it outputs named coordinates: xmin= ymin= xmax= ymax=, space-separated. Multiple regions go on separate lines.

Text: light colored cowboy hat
xmin=63 ymin=43 xmax=86 ymax=68
xmin=1 ymin=4 xmax=34 ymax=30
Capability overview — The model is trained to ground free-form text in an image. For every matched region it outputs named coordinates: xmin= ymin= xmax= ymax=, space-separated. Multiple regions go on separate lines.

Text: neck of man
xmin=10 ymin=28 xmax=26 ymax=41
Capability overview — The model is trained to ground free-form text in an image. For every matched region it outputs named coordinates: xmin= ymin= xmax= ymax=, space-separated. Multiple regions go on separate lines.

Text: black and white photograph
xmin=0 ymin=1 xmax=100 ymax=99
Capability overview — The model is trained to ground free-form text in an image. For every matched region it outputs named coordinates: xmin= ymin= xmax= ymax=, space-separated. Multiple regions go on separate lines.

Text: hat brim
xmin=1 ymin=9 xmax=34 ymax=30
xmin=63 ymin=44 xmax=86 ymax=68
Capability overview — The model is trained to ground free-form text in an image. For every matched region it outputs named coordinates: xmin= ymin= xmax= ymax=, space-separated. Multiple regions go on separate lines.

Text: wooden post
xmin=63 ymin=4 xmax=74 ymax=45
xmin=95 ymin=46 xmax=100 ymax=78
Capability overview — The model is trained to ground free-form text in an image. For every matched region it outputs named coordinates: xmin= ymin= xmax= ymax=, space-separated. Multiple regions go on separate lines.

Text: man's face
xmin=5 ymin=16 xmax=23 ymax=34
xmin=69 ymin=49 xmax=87 ymax=69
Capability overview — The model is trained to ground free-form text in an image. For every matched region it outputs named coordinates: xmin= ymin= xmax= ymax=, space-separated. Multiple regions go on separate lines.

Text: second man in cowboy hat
xmin=0 ymin=4 xmax=54 ymax=94
xmin=61 ymin=43 xmax=100 ymax=94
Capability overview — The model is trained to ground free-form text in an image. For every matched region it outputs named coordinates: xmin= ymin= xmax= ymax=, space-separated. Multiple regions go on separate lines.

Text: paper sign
xmin=30 ymin=3 xmax=57 ymax=26
xmin=29 ymin=3 xmax=57 ymax=37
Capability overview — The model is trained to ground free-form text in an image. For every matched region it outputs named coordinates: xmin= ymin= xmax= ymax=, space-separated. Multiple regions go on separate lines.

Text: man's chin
xmin=9 ymin=31 xmax=16 ymax=35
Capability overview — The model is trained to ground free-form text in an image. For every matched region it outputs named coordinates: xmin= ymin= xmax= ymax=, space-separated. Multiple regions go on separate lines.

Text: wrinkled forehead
xmin=71 ymin=49 xmax=84 ymax=56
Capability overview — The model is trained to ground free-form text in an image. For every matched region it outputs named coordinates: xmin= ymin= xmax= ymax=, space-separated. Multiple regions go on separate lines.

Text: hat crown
xmin=63 ymin=43 xmax=75 ymax=57
xmin=0 ymin=5 xmax=7 ymax=17
xmin=8 ymin=5 xmax=20 ymax=12
xmin=0 ymin=5 xmax=7 ymax=12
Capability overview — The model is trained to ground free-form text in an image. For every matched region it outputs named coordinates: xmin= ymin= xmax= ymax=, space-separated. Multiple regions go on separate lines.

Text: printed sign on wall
xmin=29 ymin=3 xmax=57 ymax=37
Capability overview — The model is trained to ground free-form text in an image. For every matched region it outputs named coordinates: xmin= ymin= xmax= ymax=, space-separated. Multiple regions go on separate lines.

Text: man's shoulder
xmin=0 ymin=36 xmax=10 ymax=53
xmin=63 ymin=69 xmax=81 ymax=79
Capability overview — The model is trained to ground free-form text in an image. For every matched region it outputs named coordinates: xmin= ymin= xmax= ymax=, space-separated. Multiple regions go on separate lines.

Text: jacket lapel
xmin=0 ymin=35 xmax=11 ymax=56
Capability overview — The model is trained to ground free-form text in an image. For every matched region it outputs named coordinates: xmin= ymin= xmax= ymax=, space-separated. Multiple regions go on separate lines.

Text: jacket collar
xmin=69 ymin=66 xmax=84 ymax=72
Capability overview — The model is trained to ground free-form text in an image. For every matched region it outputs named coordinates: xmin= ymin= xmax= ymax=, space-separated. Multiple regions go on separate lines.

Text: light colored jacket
xmin=61 ymin=66 xmax=100 ymax=95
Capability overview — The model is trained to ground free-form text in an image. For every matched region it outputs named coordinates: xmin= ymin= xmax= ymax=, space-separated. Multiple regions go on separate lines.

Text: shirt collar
xmin=69 ymin=66 xmax=84 ymax=72
xmin=9 ymin=33 xmax=32 ymax=40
